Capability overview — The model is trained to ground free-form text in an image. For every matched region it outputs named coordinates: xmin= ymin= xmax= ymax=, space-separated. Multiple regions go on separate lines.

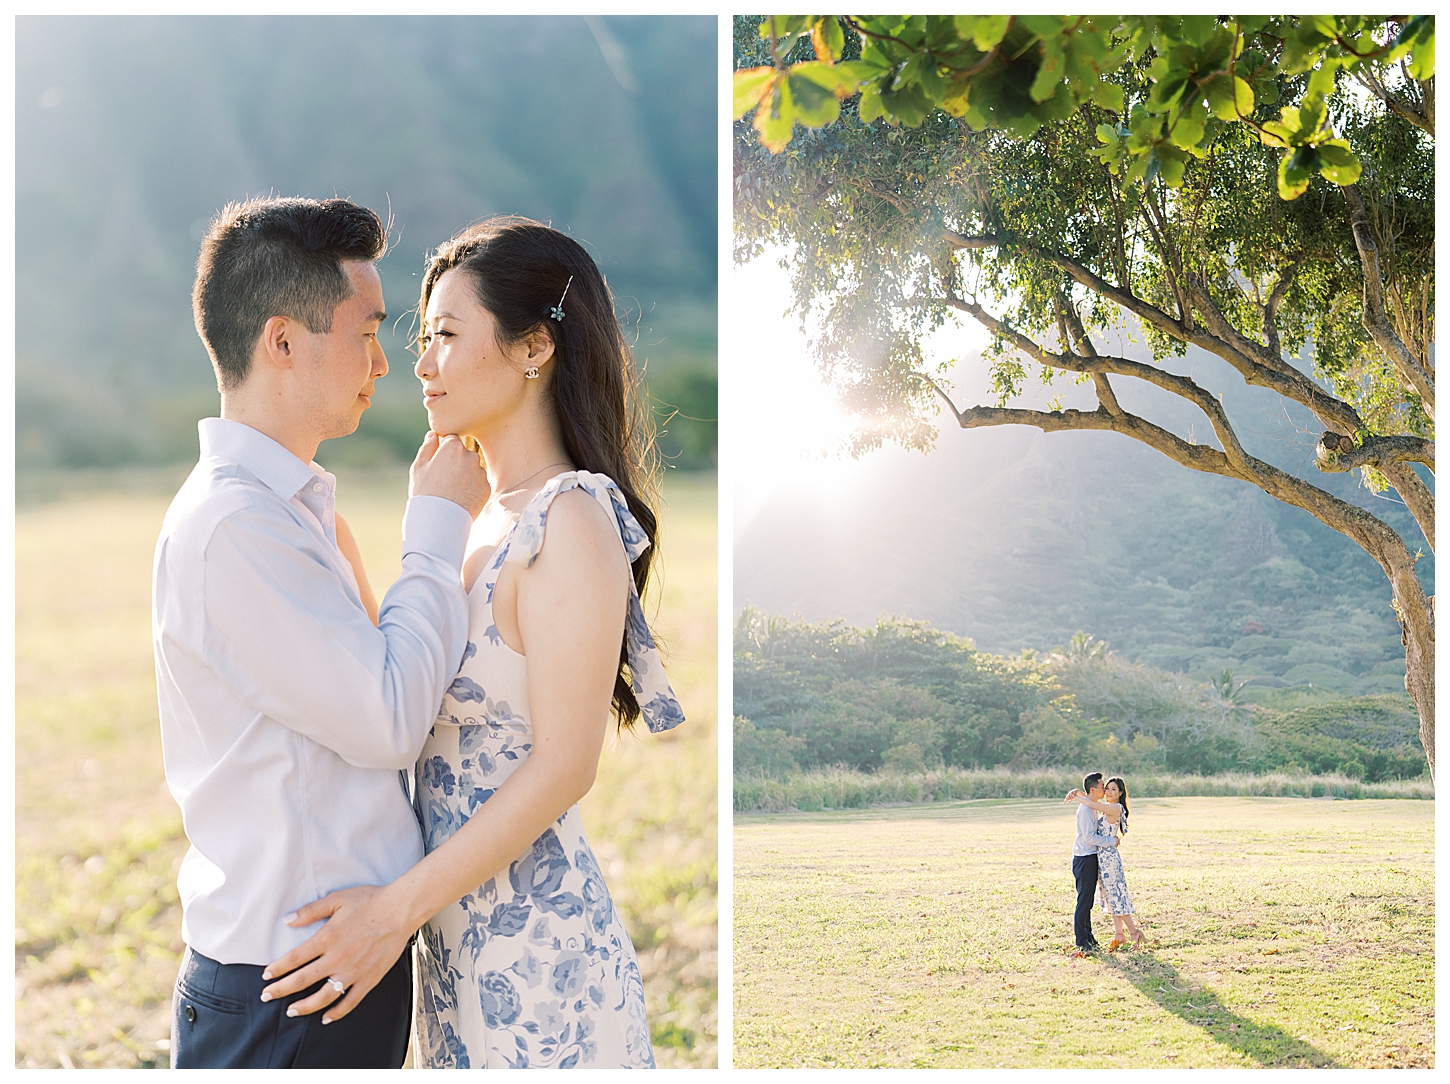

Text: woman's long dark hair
xmin=420 ymin=216 xmax=660 ymax=729
xmin=1107 ymin=776 xmax=1130 ymax=833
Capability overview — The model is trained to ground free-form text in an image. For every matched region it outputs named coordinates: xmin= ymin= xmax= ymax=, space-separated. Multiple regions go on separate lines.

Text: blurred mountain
xmin=735 ymin=342 xmax=1433 ymax=699
xmin=17 ymin=14 xmax=717 ymax=469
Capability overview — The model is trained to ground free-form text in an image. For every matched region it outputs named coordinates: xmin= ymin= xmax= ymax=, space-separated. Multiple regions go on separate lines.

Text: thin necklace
xmin=491 ymin=460 xmax=571 ymax=502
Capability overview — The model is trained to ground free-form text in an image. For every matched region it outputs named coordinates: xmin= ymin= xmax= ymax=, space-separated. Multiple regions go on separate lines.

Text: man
xmin=1069 ymin=771 xmax=1119 ymax=956
xmin=152 ymin=196 xmax=490 ymax=1067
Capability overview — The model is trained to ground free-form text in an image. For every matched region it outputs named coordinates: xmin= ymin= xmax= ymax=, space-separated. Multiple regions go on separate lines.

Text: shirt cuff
xmin=401 ymin=495 xmax=473 ymax=569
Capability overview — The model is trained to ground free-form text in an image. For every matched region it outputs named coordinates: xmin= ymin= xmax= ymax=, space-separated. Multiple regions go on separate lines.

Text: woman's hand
xmin=260 ymin=884 xmax=418 ymax=1024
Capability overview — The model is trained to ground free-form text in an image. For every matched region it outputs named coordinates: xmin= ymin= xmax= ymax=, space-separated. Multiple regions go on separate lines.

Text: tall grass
xmin=735 ymin=765 xmax=1434 ymax=813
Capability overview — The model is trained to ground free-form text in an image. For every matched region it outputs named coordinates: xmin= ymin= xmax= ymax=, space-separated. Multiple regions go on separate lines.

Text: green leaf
xmin=838 ymin=58 xmax=890 ymax=83
xmin=1178 ymin=15 xmax=1220 ymax=47
xmin=792 ymin=60 xmax=860 ymax=96
xmin=1088 ymin=80 xmax=1126 ymax=112
xmin=1030 ymin=37 xmax=1066 ymax=103
xmin=1398 ymin=15 xmax=1436 ymax=80
xmin=1297 ymin=95 xmax=1328 ymax=137
xmin=879 ymin=80 xmax=934 ymax=127
xmin=1168 ymin=106 xmax=1206 ymax=151
xmin=753 ymin=78 xmax=796 ymax=153
xmin=1147 ymin=73 xmax=1189 ymax=112
xmin=956 ymin=14 xmax=1010 ymax=52
xmin=813 ymin=16 xmax=846 ymax=62
xmin=1158 ymin=145 xmax=1188 ymax=187
xmin=1277 ymin=145 xmax=1319 ymax=199
xmin=1305 ymin=64 xmax=1337 ymax=101
xmin=1316 ymin=140 xmax=1362 ymax=186
xmin=787 ymin=71 xmax=842 ymax=128
xmin=733 ymin=67 xmax=777 ymax=121
xmin=858 ymin=84 xmax=887 ymax=124
xmin=760 ymin=15 xmax=812 ymax=41
xmin=1204 ymin=74 xmax=1253 ymax=120
xmin=1018 ymin=15 xmax=1067 ymax=40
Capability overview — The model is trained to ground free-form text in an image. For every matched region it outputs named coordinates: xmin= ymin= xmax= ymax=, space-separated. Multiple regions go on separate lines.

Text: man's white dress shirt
xmin=1073 ymin=800 xmax=1117 ymax=857
xmin=153 ymin=418 xmax=471 ymax=965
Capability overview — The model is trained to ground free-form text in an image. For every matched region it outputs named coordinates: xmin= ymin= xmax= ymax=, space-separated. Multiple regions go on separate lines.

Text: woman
xmin=259 ymin=217 xmax=684 ymax=1068
xmin=1066 ymin=776 xmax=1145 ymax=951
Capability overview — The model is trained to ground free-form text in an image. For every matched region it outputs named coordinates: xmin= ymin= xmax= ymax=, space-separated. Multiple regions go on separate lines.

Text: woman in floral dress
xmin=259 ymin=218 xmax=683 ymax=1067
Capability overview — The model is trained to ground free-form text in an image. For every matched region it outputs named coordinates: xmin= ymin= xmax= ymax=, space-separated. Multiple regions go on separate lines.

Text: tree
xmin=733 ymin=16 xmax=1436 ymax=777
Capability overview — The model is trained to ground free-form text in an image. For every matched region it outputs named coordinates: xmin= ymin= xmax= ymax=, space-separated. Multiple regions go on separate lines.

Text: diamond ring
xmin=326 ymin=976 xmax=347 ymax=995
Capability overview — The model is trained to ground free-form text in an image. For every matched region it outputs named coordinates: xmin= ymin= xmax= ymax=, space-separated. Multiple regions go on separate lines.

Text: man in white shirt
xmin=1070 ymin=771 xmax=1118 ymax=956
xmin=153 ymin=196 xmax=490 ymax=1067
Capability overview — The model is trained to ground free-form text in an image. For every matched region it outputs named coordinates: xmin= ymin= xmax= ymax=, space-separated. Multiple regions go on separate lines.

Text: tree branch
xmin=1057 ymin=292 xmax=1123 ymax=416
xmin=1262 ymin=258 xmax=1303 ymax=362
xmin=1341 ymin=184 xmax=1436 ymax=418
xmin=923 ymin=292 xmax=1255 ymax=471
xmin=1351 ymin=63 xmax=1434 ymax=137
xmin=1314 ymin=432 xmax=1436 ymax=472
xmin=846 ymin=179 xmax=911 ymax=215
xmin=942 ymin=229 xmax=1368 ymax=435
xmin=912 ymin=378 xmax=1427 ymax=608
xmin=1379 ymin=462 xmax=1436 ymax=554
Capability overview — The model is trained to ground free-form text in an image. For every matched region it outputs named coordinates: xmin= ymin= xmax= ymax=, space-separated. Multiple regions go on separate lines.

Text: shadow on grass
xmin=1102 ymin=952 xmax=1339 ymax=1068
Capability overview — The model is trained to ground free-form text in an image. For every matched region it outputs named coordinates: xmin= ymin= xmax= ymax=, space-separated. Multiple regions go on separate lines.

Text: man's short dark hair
xmin=192 ymin=197 xmax=386 ymax=390
xmin=1083 ymin=772 xmax=1104 ymax=792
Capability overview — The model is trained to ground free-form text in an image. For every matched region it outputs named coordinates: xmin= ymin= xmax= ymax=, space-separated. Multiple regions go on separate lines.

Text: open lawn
xmin=734 ymin=796 xmax=1432 ymax=1068
xmin=15 ymin=469 xmax=717 ymax=1068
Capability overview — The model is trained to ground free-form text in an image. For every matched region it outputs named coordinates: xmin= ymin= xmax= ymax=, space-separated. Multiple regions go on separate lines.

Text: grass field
xmin=734 ymin=796 xmax=1433 ymax=1069
xmin=15 ymin=468 xmax=717 ymax=1069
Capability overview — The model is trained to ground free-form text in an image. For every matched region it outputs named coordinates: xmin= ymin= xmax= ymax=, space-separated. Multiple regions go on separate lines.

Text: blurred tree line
xmin=734 ymin=610 xmax=1427 ymax=780
xmin=17 ymin=15 xmax=716 ymax=472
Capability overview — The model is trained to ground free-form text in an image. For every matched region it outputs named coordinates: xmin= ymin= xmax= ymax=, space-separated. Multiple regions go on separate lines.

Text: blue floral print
xmin=1097 ymin=832 xmax=1136 ymax=915
xmin=412 ymin=471 xmax=671 ymax=1069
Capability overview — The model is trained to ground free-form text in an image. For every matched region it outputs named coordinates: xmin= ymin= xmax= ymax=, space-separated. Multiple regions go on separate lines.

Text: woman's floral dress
xmin=1096 ymin=819 xmax=1135 ymax=916
xmin=413 ymin=471 xmax=684 ymax=1069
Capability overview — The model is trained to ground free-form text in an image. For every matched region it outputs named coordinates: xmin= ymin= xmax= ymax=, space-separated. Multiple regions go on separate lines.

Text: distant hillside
xmin=17 ymin=15 xmax=716 ymax=470
xmin=735 ymin=343 xmax=1431 ymax=702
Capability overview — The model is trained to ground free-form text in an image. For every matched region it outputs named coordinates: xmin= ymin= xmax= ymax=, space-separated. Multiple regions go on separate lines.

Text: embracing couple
xmin=152 ymin=196 xmax=683 ymax=1068
xmin=1066 ymin=772 xmax=1145 ymax=956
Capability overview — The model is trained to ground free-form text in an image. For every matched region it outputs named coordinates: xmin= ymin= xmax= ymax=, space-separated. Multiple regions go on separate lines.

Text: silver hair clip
xmin=550 ymin=276 xmax=573 ymax=322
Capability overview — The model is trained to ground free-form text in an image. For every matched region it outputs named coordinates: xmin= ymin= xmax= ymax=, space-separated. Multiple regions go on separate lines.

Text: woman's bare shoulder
xmin=531 ymin=488 xmax=628 ymax=576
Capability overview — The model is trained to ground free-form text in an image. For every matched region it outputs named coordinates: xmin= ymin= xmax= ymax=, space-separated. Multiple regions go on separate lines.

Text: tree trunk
xmin=1393 ymin=575 xmax=1436 ymax=781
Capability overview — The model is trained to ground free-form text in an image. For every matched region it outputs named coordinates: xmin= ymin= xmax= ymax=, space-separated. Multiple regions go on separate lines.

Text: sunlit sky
xmin=729 ymin=251 xmax=991 ymax=535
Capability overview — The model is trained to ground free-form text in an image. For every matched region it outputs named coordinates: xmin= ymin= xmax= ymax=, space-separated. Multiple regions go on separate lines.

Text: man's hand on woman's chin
xmin=410 ymin=430 xmax=491 ymax=517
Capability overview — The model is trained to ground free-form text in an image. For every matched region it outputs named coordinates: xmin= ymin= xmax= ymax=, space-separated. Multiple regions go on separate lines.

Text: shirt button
xmin=312 ymin=482 xmax=324 ymax=493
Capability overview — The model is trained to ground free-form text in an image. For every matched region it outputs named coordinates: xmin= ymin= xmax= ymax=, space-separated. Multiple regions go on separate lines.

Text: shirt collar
xmin=198 ymin=418 xmax=331 ymax=502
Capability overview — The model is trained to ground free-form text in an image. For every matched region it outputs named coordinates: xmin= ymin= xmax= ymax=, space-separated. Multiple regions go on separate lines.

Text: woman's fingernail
xmin=261 ymin=970 xmax=273 ymax=981
xmin=259 ymin=992 xmax=271 ymax=1002
xmin=322 ymin=1017 xmax=332 ymax=1026
xmin=282 ymin=913 xmax=297 ymax=925
xmin=286 ymin=1007 xmax=299 ymax=1018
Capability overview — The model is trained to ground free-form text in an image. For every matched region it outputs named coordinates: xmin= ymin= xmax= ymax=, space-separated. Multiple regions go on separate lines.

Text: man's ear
xmin=258 ymin=315 xmax=296 ymax=371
